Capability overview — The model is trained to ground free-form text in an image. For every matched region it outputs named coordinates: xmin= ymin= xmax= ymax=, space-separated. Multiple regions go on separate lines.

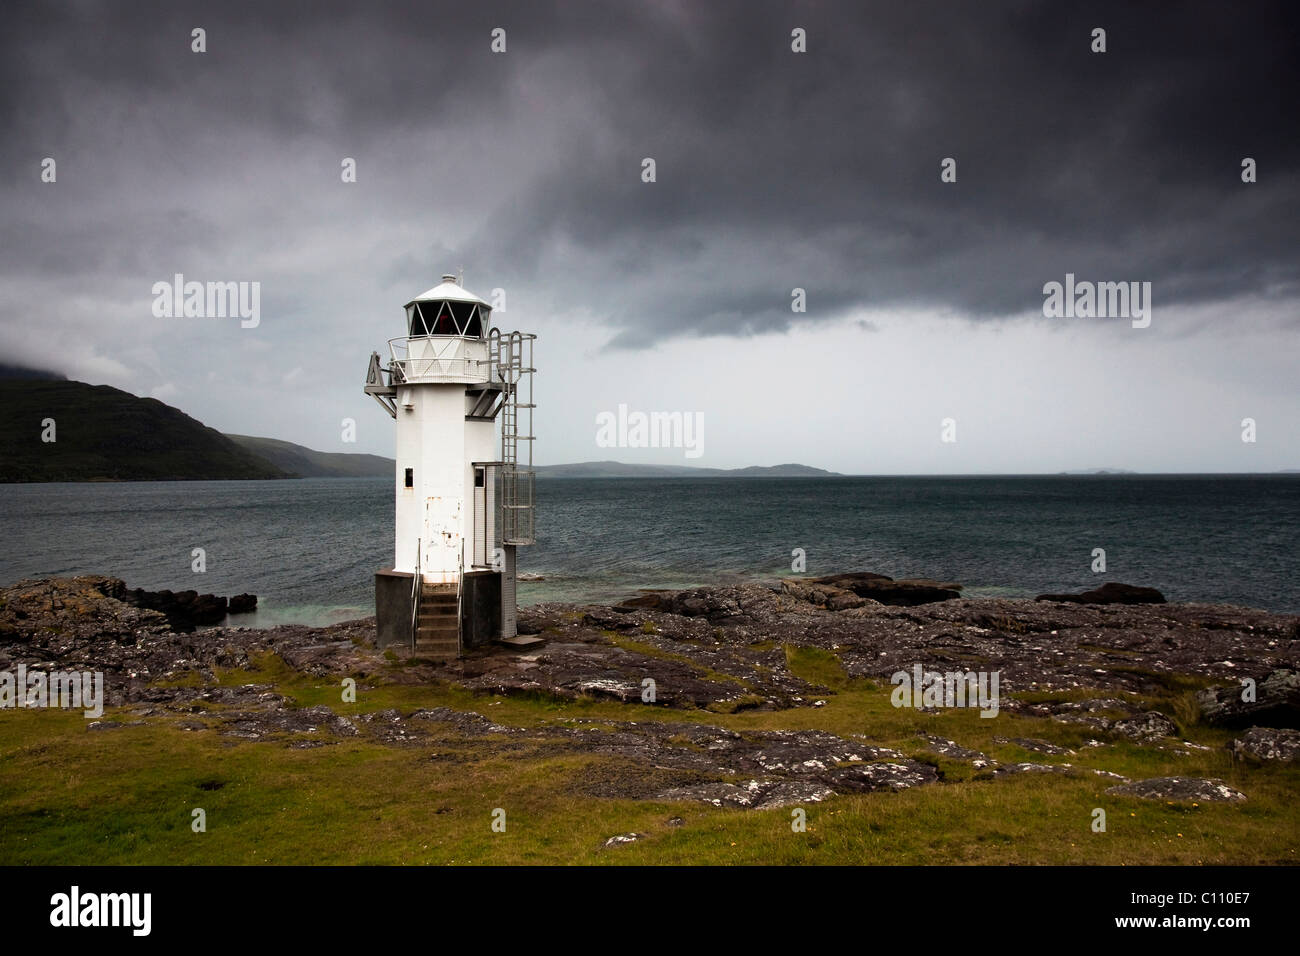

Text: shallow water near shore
xmin=1 ymin=474 xmax=1297 ymax=624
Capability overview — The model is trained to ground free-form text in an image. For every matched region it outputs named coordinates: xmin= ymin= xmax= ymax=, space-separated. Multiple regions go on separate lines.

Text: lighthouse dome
xmin=404 ymin=274 xmax=493 ymax=338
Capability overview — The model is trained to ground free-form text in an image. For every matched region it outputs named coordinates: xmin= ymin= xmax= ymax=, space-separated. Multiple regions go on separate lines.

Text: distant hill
xmin=0 ymin=363 xmax=65 ymax=381
xmin=534 ymin=460 xmax=839 ymax=478
xmin=226 ymin=434 xmax=393 ymax=478
xmin=0 ymin=380 xmax=290 ymax=482
xmin=1058 ymin=468 xmax=1138 ymax=475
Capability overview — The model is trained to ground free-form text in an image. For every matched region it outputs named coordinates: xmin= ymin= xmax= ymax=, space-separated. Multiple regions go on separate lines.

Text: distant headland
xmin=533 ymin=461 xmax=839 ymax=478
xmin=0 ymin=373 xmax=390 ymax=482
xmin=2 ymin=369 xmax=1294 ymax=482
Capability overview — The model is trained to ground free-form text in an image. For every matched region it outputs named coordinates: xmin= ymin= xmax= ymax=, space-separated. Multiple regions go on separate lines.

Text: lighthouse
xmin=363 ymin=273 xmax=535 ymax=658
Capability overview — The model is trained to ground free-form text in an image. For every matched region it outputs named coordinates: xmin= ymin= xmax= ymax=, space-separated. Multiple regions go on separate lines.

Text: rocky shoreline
xmin=2 ymin=573 xmax=1297 ymax=812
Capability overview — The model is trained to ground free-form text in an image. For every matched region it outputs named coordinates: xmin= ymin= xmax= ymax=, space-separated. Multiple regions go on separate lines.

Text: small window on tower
xmin=404 ymin=468 xmax=413 ymax=488
xmin=475 ymin=468 xmax=484 ymax=488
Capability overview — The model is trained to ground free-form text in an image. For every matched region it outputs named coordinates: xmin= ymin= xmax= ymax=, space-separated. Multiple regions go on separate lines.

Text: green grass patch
xmin=3 ymin=645 xmax=1298 ymax=864
xmin=784 ymin=645 xmax=849 ymax=693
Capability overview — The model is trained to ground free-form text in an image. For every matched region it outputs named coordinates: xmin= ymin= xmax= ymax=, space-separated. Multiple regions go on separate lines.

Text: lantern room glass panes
xmin=407 ymin=300 xmax=488 ymax=338
xmin=459 ymin=301 xmax=483 ymax=337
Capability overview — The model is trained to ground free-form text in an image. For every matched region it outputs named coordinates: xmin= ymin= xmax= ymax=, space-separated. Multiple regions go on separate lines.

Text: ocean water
xmin=1 ymin=475 xmax=1297 ymax=625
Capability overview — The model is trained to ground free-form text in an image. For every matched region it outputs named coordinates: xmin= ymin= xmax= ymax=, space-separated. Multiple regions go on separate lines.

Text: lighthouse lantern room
xmin=364 ymin=273 xmax=535 ymax=658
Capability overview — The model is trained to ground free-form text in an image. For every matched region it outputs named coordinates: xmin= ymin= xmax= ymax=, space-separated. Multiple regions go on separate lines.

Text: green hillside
xmin=0 ymin=380 xmax=290 ymax=482
xmin=225 ymin=434 xmax=393 ymax=478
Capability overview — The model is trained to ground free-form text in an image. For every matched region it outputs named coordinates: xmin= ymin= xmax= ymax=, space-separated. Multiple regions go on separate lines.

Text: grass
xmin=784 ymin=644 xmax=851 ymax=693
xmin=603 ymin=632 xmax=751 ymax=690
xmin=1 ymin=647 xmax=1297 ymax=865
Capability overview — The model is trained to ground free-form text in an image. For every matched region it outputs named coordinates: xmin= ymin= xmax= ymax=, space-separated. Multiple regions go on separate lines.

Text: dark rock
xmin=580 ymin=609 xmax=634 ymax=630
xmin=1105 ymin=777 xmax=1246 ymax=802
xmin=807 ymin=573 xmax=962 ymax=606
xmin=995 ymin=736 xmax=1075 ymax=755
xmin=825 ymin=591 xmax=869 ymax=611
xmin=450 ymin=628 xmax=811 ymax=710
xmin=122 ymin=585 xmax=233 ymax=630
xmin=666 ymin=589 xmax=743 ymax=621
xmin=228 ymin=593 xmax=257 ymax=614
xmin=1196 ymin=669 xmax=1300 ymax=729
xmin=921 ymin=734 xmax=995 ymax=768
xmin=0 ymin=576 xmax=169 ymax=644
xmin=618 ymin=592 xmax=672 ymax=611
xmin=1035 ymin=582 xmax=1166 ymax=605
xmin=655 ymin=779 xmax=837 ymax=810
xmin=219 ymin=703 xmax=358 ymax=741
xmin=1230 ymin=727 xmax=1300 ymax=762
xmin=741 ymin=730 xmax=905 ymax=774
xmin=1038 ymin=698 xmax=1136 ymax=716
xmin=811 ymin=571 xmax=893 ymax=587
xmin=1113 ymin=711 xmax=1179 ymax=741
xmin=818 ymin=761 xmax=939 ymax=792
xmin=780 ymin=580 xmax=865 ymax=609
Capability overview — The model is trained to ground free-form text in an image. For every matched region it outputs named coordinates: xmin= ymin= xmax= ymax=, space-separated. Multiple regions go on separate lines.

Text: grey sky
xmin=2 ymin=0 xmax=1297 ymax=472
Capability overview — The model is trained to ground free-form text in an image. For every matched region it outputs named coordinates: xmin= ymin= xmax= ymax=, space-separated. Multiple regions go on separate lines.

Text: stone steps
xmin=414 ymin=581 xmax=459 ymax=660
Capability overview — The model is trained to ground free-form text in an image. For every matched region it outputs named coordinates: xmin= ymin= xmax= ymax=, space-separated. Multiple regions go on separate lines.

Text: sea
xmin=1 ymin=475 xmax=1297 ymax=626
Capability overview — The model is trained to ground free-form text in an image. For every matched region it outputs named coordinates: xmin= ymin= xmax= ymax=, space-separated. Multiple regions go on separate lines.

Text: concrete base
xmin=498 ymin=635 xmax=545 ymax=649
xmin=374 ymin=569 xmax=415 ymax=650
xmin=374 ymin=568 xmax=505 ymax=650
xmin=461 ymin=570 xmax=502 ymax=648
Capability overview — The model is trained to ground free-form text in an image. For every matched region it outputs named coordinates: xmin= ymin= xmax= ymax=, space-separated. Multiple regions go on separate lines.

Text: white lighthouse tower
xmin=364 ymin=273 xmax=535 ymax=658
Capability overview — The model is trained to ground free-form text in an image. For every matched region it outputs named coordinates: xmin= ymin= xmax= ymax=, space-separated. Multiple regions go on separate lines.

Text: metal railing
xmin=500 ymin=468 xmax=535 ymax=545
xmin=388 ymin=337 xmax=489 ymax=382
xmin=409 ymin=538 xmax=421 ymax=651
xmin=456 ymin=542 xmax=465 ymax=657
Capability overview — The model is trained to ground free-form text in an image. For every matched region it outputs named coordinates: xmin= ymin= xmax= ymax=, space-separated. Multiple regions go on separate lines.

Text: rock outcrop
xmin=0 ymin=576 xmax=262 ymax=634
xmin=121 ymin=586 xmax=259 ymax=630
xmin=0 ymin=576 xmax=169 ymax=643
xmin=1035 ymin=582 xmax=1166 ymax=604
xmin=807 ymin=572 xmax=964 ymax=606
xmin=4 ymin=574 xmax=1298 ymax=815
xmin=228 ymin=593 xmax=258 ymax=614
xmin=1196 ymin=669 xmax=1300 ymax=728
xmin=1105 ymin=777 xmax=1246 ymax=803
xmin=1230 ymin=727 xmax=1300 ymax=762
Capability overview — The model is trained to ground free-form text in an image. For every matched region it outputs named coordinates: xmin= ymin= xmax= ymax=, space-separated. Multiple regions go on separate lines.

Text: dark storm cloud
xmin=3 ymin=0 xmax=1297 ymax=350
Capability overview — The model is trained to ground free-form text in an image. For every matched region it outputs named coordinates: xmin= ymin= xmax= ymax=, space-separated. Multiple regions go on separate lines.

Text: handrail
xmin=409 ymin=537 xmax=421 ymax=651
xmin=388 ymin=336 xmax=492 ymax=381
xmin=456 ymin=541 xmax=464 ymax=658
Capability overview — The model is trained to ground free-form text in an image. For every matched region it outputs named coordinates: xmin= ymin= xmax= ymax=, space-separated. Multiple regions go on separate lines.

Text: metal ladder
xmin=491 ymin=330 xmax=535 ymax=470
